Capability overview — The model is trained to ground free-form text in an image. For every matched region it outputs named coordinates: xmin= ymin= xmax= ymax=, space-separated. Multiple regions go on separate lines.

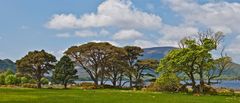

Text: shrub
xmin=5 ymin=75 xmax=17 ymax=85
xmin=29 ymin=79 xmax=36 ymax=84
xmin=20 ymin=77 xmax=29 ymax=84
xmin=0 ymin=74 xmax=5 ymax=85
xmin=216 ymin=88 xmax=234 ymax=95
xmin=78 ymin=82 xmax=97 ymax=90
xmin=41 ymin=78 xmax=49 ymax=85
xmin=201 ymin=84 xmax=217 ymax=95
xmin=155 ymin=73 xmax=180 ymax=92
xmin=21 ymin=83 xmax=37 ymax=88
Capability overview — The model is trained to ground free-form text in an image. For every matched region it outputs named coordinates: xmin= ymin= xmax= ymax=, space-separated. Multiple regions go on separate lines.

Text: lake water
xmin=76 ymin=80 xmax=240 ymax=90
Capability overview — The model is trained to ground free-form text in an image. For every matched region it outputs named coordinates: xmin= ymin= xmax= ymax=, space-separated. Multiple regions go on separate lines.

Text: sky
xmin=0 ymin=0 xmax=240 ymax=63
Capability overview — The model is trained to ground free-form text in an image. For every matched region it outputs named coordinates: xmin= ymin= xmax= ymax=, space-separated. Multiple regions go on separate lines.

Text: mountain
xmin=141 ymin=47 xmax=176 ymax=60
xmin=0 ymin=59 xmax=16 ymax=72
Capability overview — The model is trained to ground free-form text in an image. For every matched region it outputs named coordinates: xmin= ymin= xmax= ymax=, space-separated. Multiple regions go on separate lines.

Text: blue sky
xmin=0 ymin=0 xmax=240 ymax=63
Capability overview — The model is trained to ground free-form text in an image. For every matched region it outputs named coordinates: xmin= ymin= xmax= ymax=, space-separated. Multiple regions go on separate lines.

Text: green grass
xmin=0 ymin=88 xmax=240 ymax=103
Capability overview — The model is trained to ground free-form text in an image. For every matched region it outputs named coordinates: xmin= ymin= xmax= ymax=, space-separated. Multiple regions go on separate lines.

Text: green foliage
xmin=53 ymin=55 xmax=78 ymax=88
xmin=5 ymin=74 xmax=17 ymax=85
xmin=157 ymin=30 xmax=227 ymax=93
xmin=20 ymin=77 xmax=29 ymax=84
xmin=0 ymin=74 xmax=5 ymax=85
xmin=156 ymin=73 xmax=180 ymax=92
xmin=16 ymin=50 xmax=56 ymax=88
xmin=41 ymin=78 xmax=49 ymax=85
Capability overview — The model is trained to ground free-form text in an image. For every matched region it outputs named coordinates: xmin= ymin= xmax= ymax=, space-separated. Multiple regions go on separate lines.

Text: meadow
xmin=0 ymin=88 xmax=240 ymax=103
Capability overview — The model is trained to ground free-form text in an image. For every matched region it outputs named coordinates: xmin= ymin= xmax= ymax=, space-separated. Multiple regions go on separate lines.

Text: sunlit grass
xmin=0 ymin=88 xmax=240 ymax=103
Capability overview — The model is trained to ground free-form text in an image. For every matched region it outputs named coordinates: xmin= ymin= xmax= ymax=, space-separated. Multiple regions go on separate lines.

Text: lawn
xmin=0 ymin=88 xmax=240 ymax=103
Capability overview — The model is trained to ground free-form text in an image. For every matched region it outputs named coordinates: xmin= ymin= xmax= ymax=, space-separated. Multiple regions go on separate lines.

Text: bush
xmin=20 ymin=77 xmax=29 ymax=84
xmin=216 ymin=88 xmax=234 ymax=95
xmin=201 ymin=84 xmax=217 ymax=95
xmin=29 ymin=79 xmax=36 ymax=84
xmin=5 ymin=75 xmax=17 ymax=85
xmin=21 ymin=83 xmax=37 ymax=88
xmin=78 ymin=82 xmax=97 ymax=90
xmin=0 ymin=74 xmax=5 ymax=85
xmin=155 ymin=73 xmax=180 ymax=92
xmin=41 ymin=78 xmax=49 ymax=85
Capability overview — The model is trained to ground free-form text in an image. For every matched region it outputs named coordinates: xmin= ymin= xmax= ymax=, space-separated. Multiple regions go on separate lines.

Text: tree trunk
xmin=119 ymin=75 xmax=123 ymax=87
xmin=129 ymin=75 xmax=132 ymax=88
xmin=199 ymin=69 xmax=204 ymax=93
xmin=37 ymin=81 xmax=41 ymax=88
xmin=64 ymin=83 xmax=67 ymax=89
xmin=207 ymin=78 xmax=211 ymax=85
xmin=190 ymin=73 xmax=197 ymax=93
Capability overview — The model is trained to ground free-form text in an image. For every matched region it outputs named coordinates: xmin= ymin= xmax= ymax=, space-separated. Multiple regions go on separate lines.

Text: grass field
xmin=0 ymin=88 xmax=240 ymax=103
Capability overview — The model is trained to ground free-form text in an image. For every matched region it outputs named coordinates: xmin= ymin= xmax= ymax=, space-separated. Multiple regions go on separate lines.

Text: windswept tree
xmin=53 ymin=55 xmax=78 ymax=89
xmin=16 ymin=50 xmax=56 ymax=88
xmin=158 ymin=30 xmax=227 ymax=93
xmin=123 ymin=46 xmax=144 ymax=87
xmin=65 ymin=42 xmax=117 ymax=85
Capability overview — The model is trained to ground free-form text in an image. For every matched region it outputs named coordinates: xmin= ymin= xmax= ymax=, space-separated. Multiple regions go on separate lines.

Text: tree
xmin=105 ymin=47 xmax=128 ymax=87
xmin=53 ymin=55 xmax=78 ymax=89
xmin=206 ymin=55 xmax=232 ymax=85
xmin=123 ymin=46 xmax=143 ymax=87
xmin=65 ymin=42 xmax=117 ymax=85
xmin=133 ymin=59 xmax=159 ymax=87
xmin=157 ymin=30 xmax=225 ymax=93
xmin=16 ymin=50 xmax=56 ymax=88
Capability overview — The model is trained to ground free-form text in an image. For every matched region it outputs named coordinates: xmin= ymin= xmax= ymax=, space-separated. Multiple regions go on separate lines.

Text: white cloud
xmin=225 ymin=35 xmax=240 ymax=62
xmin=164 ymin=0 xmax=240 ymax=33
xmin=75 ymin=30 xmax=98 ymax=38
xmin=99 ymin=29 xmax=110 ymax=36
xmin=133 ymin=40 xmax=158 ymax=48
xmin=47 ymin=14 xmax=78 ymax=29
xmin=20 ymin=25 xmax=29 ymax=30
xmin=113 ymin=29 xmax=143 ymax=40
xmin=90 ymin=40 xmax=120 ymax=47
xmin=161 ymin=25 xmax=198 ymax=40
xmin=56 ymin=33 xmax=71 ymax=38
xmin=46 ymin=0 xmax=162 ymax=30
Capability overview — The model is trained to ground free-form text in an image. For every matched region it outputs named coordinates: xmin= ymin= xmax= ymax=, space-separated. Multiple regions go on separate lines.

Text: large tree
xmin=65 ymin=42 xmax=117 ymax=85
xmin=158 ymin=30 xmax=227 ymax=93
xmin=53 ymin=55 xmax=78 ymax=89
xmin=123 ymin=46 xmax=143 ymax=87
xmin=16 ymin=50 xmax=56 ymax=88
xmin=133 ymin=59 xmax=159 ymax=87
xmin=104 ymin=47 xmax=128 ymax=87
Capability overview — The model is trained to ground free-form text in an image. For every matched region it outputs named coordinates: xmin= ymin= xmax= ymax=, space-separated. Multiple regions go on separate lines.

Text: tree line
xmin=0 ymin=30 xmax=232 ymax=94
xmin=14 ymin=42 xmax=158 ymax=88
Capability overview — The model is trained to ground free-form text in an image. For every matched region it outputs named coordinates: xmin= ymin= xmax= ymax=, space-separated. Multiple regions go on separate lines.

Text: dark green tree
xmin=133 ymin=59 xmax=159 ymax=87
xmin=53 ymin=56 xmax=78 ymax=89
xmin=65 ymin=42 xmax=116 ymax=85
xmin=123 ymin=46 xmax=143 ymax=87
xmin=16 ymin=50 xmax=56 ymax=88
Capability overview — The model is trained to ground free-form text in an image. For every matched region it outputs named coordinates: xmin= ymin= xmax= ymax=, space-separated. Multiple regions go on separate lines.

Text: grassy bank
xmin=0 ymin=88 xmax=239 ymax=103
